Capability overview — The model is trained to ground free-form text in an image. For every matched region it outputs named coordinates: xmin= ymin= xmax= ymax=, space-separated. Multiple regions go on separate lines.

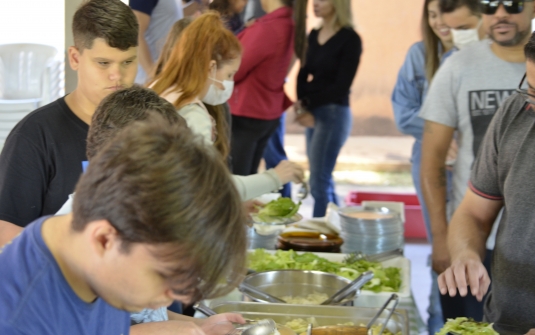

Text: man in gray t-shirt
xmin=130 ymin=0 xmax=183 ymax=84
xmin=419 ymin=0 xmax=533 ymax=322
xmin=437 ymin=32 xmax=535 ymax=331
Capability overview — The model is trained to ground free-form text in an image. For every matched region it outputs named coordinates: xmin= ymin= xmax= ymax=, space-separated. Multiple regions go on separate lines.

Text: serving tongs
xmin=320 ymin=271 xmax=374 ymax=305
xmin=343 ymin=248 xmax=403 ymax=264
xmin=239 ymin=282 xmax=287 ymax=303
xmin=307 ymin=294 xmax=400 ymax=335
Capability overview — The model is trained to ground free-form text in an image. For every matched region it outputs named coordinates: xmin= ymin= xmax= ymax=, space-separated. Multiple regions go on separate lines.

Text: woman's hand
xmin=295 ymin=112 xmax=315 ymax=128
xmin=294 ymin=101 xmax=314 ymax=127
xmin=243 ymin=200 xmax=264 ymax=215
xmin=274 ymin=160 xmax=304 ymax=185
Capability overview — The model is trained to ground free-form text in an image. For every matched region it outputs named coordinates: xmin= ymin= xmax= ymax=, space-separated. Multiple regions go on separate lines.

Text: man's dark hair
xmin=439 ymin=0 xmax=481 ymax=15
xmin=73 ymin=0 xmax=138 ymax=51
xmin=87 ymin=85 xmax=187 ymax=159
xmin=73 ymin=115 xmax=247 ymax=301
xmin=525 ymin=31 xmax=535 ymax=62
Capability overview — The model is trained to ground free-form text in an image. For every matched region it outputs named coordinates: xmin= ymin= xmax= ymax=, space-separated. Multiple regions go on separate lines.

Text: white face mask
xmin=202 ymin=73 xmax=234 ymax=105
xmin=451 ymin=19 xmax=482 ymax=50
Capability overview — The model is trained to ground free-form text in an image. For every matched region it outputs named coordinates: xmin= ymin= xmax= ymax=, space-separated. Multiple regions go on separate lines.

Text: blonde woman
xmin=295 ymin=0 xmax=361 ymax=217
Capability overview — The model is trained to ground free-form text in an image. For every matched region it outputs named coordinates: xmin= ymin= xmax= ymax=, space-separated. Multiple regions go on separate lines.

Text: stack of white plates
xmin=338 ymin=208 xmax=404 ymax=255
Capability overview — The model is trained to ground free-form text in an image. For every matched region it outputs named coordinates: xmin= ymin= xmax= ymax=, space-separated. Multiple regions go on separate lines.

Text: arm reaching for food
xmin=437 ymin=188 xmax=501 ymax=301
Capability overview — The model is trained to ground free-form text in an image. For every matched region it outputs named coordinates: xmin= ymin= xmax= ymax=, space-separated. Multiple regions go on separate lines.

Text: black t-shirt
xmin=297 ymin=27 xmax=362 ymax=110
xmin=0 ymin=97 xmax=88 ymax=227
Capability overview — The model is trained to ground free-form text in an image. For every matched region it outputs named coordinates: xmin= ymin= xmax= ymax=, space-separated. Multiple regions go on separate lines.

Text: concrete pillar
xmin=64 ymin=0 xmax=84 ymax=94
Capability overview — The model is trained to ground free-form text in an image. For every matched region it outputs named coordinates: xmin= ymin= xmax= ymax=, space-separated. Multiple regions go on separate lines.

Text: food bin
xmin=250 ymin=250 xmax=411 ymax=308
xmin=210 ymin=301 xmax=409 ymax=335
xmin=240 ymin=270 xmax=356 ymax=306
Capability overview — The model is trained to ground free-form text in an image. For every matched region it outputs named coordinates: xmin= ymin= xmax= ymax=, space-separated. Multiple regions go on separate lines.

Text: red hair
xmin=150 ymin=12 xmax=242 ymax=109
xmin=149 ymin=12 xmax=241 ymax=160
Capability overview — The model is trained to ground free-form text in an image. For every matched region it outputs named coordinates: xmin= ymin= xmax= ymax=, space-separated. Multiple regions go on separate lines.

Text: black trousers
xmin=440 ymin=249 xmax=494 ymax=321
xmin=231 ymin=115 xmax=280 ymax=175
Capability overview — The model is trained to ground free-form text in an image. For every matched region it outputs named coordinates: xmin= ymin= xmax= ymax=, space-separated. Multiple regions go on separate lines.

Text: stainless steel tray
xmin=210 ymin=302 xmax=409 ymax=335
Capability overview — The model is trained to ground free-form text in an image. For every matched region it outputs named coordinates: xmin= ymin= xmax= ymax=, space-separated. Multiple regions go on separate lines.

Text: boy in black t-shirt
xmin=0 ymin=0 xmax=139 ymax=245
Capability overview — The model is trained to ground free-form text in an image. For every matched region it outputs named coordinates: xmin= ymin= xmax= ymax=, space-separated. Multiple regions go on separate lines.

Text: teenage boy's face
xmin=442 ymin=6 xmax=481 ymax=30
xmin=483 ymin=2 xmax=535 ymax=46
xmin=89 ymin=237 xmax=194 ymax=312
xmin=69 ymin=38 xmax=137 ymax=109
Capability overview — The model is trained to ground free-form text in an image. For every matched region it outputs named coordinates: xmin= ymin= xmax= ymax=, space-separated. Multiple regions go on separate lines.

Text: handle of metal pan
xmin=366 ymin=293 xmax=399 ymax=335
xmin=193 ymin=302 xmax=217 ymax=317
xmin=320 ymin=271 xmax=374 ymax=305
xmin=239 ymin=282 xmax=287 ymax=303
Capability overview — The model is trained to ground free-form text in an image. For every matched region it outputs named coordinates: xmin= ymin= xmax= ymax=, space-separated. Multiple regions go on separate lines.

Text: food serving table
xmin=199 ymin=251 xmax=425 ymax=335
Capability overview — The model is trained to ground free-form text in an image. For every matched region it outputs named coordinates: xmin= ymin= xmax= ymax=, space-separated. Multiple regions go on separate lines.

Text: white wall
xmin=0 ymin=0 xmax=129 ymax=58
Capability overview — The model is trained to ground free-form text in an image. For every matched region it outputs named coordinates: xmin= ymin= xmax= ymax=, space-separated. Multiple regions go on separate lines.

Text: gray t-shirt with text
xmin=419 ymin=40 xmax=525 ymax=219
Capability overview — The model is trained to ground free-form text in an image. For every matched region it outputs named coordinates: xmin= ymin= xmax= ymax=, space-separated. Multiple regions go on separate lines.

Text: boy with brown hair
xmin=0 ymin=0 xmax=138 ymax=245
xmin=0 ymin=115 xmax=247 ymax=334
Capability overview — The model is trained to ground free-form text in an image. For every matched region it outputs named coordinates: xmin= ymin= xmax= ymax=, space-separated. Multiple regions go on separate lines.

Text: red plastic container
xmin=345 ymin=192 xmax=428 ymax=239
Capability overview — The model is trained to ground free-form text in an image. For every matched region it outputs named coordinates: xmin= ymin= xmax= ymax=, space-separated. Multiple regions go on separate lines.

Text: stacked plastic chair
xmin=0 ymin=43 xmax=58 ymax=149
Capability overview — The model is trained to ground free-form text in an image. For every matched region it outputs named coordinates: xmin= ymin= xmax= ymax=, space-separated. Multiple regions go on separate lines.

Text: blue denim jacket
xmin=391 ymin=42 xmax=454 ymax=141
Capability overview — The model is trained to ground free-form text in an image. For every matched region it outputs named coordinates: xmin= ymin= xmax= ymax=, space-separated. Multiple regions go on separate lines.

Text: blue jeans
xmin=263 ymin=113 xmax=291 ymax=198
xmin=306 ymin=104 xmax=352 ymax=217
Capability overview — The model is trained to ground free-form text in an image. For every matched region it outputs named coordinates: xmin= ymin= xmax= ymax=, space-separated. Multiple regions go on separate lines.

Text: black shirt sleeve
xmin=298 ymin=28 xmax=362 ymax=110
xmin=0 ymin=132 xmax=50 ymax=226
xmin=296 ymin=31 xmax=316 ymax=101
xmin=129 ymin=0 xmax=159 ymax=15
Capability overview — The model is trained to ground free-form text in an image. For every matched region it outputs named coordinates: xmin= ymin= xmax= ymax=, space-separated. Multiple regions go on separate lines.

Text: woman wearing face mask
xmin=391 ymin=0 xmax=453 ymax=333
xmin=228 ymin=0 xmax=308 ymax=178
xmin=150 ymin=12 xmax=304 ymax=200
xmin=294 ymin=0 xmax=361 ymax=218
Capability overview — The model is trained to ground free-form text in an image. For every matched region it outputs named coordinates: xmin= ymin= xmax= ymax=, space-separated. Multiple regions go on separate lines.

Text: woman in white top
xmin=149 ymin=12 xmax=304 ymax=200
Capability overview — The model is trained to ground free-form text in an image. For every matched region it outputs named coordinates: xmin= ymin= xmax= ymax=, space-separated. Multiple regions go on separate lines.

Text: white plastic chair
xmin=0 ymin=43 xmax=58 ymax=100
xmin=0 ymin=43 xmax=58 ymax=149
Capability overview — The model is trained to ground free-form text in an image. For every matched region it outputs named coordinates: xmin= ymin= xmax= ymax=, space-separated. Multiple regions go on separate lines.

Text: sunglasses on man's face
xmin=480 ymin=0 xmax=533 ymax=15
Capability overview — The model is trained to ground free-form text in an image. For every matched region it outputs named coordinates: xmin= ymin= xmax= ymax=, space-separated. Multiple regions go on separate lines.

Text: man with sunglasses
xmin=419 ymin=0 xmax=533 ymax=323
xmin=437 ymin=32 xmax=535 ymax=334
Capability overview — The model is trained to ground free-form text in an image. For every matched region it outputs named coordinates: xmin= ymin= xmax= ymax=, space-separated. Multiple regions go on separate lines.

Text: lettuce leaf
xmin=248 ymin=249 xmax=402 ymax=293
xmin=436 ymin=317 xmax=498 ymax=335
xmin=256 ymin=198 xmax=301 ymax=222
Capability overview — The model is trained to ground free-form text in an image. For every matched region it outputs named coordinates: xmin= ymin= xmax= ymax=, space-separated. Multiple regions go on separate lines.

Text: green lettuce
xmin=436 ymin=317 xmax=498 ymax=335
xmin=256 ymin=198 xmax=301 ymax=222
xmin=248 ymin=249 xmax=401 ymax=293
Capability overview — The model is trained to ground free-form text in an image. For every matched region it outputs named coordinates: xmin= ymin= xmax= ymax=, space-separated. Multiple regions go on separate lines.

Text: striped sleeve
xmin=468 ymin=181 xmax=503 ymax=201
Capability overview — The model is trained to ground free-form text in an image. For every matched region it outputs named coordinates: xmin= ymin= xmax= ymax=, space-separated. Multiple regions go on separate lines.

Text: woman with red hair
xmin=149 ymin=12 xmax=304 ymax=200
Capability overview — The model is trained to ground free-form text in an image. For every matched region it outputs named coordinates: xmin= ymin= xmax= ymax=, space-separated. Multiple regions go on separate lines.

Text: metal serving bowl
xmin=241 ymin=270 xmax=356 ymax=306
